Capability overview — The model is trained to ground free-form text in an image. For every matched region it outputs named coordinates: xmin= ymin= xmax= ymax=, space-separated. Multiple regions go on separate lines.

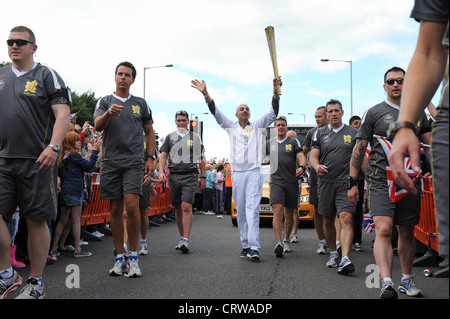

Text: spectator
xmin=50 ymin=132 xmax=100 ymax=258
xmin=158 ymin=110 xmax=206 ymax=254
xmin=348 ymin=66 xmax=432 ymax=298
xmin=94 ymin=61 xmax=156 ymax=277
xmin=203 ymin=164 xmax=215 ymax=215
xmin=0 ymin=25 xmax=71 ymax=299
xmin=214 ymin=164 xmax=226 ymax=215
xmin=191 ymin=76 xmax=282 ymax=262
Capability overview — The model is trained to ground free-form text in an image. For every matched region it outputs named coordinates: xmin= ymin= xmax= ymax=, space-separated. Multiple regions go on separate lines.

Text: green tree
xmin=70 ymin=90 xmax=99 ymax=125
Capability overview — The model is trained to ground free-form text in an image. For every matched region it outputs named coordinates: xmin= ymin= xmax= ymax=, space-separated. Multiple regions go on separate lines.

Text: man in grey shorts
xmin=94 ymin=61 xmax=155 ymax=277
xmin=310 ymin=99 xmax=357 ymax=275
xmin=266 ymin=116 xmax=306 ymax=257
xmin=389 ymin=0 xmax=449 ymax=273
xmin=159 ymin=111 xmax=206 ymax=254
xmin=303 ymin=106 xmax=328 ymax=254
xmin=349 ymin=66 xmax=432 ymax=298
xmin=0 ymin=26 xmax=71 ymax=299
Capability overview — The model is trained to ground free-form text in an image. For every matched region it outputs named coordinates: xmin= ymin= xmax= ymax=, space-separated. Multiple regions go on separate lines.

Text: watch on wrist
xmin=147 ymin=154 xmax=156 ymax=160
xmin=347 ymin=176 xmax=358 ymax=190
xmin=387 ymin=121 xmax=416 ymax=140
xmin=48 ymin=144 xmax=60 ymax=152
xmin=200 ymin=176 xmax=206 ymax=179
xmin=299 ymin=165 xmax=306 ymax=171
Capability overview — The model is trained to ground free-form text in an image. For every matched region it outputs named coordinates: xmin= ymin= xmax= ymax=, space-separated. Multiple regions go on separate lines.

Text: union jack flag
xmin=364 ymin=212 xmax=375 ymax=233
xmin=376 ymin=136 xmax=424 ymax=202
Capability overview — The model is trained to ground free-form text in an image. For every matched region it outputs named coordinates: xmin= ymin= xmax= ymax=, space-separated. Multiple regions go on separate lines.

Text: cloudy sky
xmin=2 ymin=0 xmax=442 ymax=160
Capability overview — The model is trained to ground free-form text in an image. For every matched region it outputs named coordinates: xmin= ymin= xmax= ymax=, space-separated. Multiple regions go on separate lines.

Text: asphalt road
xmin=10 ymin=213 xmax=449 ymax=305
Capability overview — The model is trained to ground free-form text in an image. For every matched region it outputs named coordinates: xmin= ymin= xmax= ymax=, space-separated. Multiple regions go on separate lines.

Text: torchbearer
xmin=191 ymin=76 xmax=282 ymax=262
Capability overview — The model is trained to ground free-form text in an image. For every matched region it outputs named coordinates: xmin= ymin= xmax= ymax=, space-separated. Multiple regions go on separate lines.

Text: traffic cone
xmin=10 ymin=245 xmax=25 ymax=268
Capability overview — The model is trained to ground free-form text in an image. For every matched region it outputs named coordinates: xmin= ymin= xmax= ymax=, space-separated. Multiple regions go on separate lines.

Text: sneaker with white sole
xmin=290 ymin=234 xmax=298 ymax=243
xmin=0 ymin=271 xmax=23 ymax=299
xmin=125 ymin=257 xmax=142 ymax=278
xmin=326 ymin=252 xmax=340 ymax=268
xmin=316 ymin=241 xmax=327 ymax=254
xmin=274 ymin=244 xmax=283 ymax=258
xmin=138 ymin=241 xmax=148 ymax=255
xmin=109 ymin=258 xmax=128 ymax=276
xmin=398 ymin=277 xmax=422 ymax=297
xmin=380 ymin=280 xmax=398 ymax=299
xmin=15 ymin=278 xmax=45 ymax=299
xmin=337 ymin=257 xmax=355 ymax=275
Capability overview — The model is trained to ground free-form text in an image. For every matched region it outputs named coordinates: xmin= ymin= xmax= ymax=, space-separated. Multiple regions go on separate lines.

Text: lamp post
xmin=143 ymin=64 xmax=174 ymax=100
xmin=191 ymin=112 xmax=208 ymax=120
xmin=320 ymin=58 xmax=353 ymax=116
xmin=287 ymin=112 xmax=306 ymax=122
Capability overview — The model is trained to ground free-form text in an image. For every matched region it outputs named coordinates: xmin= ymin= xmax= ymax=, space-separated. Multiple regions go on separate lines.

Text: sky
xmin=2 ymin=0 xmax=443 ymax=161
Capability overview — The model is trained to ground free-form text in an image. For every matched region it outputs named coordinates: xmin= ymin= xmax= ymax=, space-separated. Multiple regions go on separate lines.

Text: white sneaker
xmin=283 ymin=241 xmax=292 ymax=253
xmin=125 ymin=258 xmax=142 ymax=277
xmin=352 ymin=242 xmax=363 ymax=252
xmin=316 ymin=241 xmax=327 ymax=254
xmin=15 ymin=278 xmax=46 ymax=299
xmin=138 ymin=241 xmax=148 ymax=255
xmin=109 ymin=258 xmax=128 ymax=276
xmin=290 ymin=234 xmax=298 ymax=243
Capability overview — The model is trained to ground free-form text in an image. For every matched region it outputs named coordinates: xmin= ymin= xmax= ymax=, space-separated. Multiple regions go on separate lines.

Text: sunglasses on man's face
xmin=7 ymin=39 xmax=34 ymax=47
xmin=385 ymin=78 xmax=404 ymax=86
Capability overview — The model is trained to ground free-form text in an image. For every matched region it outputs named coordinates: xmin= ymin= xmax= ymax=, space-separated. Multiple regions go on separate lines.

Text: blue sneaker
xmin=247 ymin=249 xmax=261 ymax=262
xmin=398 ymin=277 xmax=422 ymax=297
xmin=337 ymin=257 xmax=355 ymax=275
xmin=326 ymin=252 xmax=340 ymax=268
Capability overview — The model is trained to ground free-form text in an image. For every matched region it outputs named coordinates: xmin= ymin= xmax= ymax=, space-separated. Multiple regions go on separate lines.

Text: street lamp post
xmin=143 ymin=64 xmax=174 ymax=100
xmin=321 ymin=58 xmax=353 ymax=116
xmin=287 ymin=112 xmax=306 ymax=122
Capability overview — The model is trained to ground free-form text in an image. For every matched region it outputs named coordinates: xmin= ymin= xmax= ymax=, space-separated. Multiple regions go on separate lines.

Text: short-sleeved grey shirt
xmin=311 ymin=124 xmax=357 ymax=183
xmin=0 ymin=63 xmax=70 ymax=159
xmin=160 ymin=130 xmax=204 ymax=174
xmin=94 ymin=94 xmax=153 ymax=161
xmin=357 ymin=101 xmax=432 ymax=183
xmin=266 ymin=136 xmax=302 ymax=184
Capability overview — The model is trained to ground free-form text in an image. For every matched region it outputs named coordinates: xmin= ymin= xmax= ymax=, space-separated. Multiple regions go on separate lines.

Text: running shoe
xmin=398 ymin=277 xmax=422 ymax=297
xmin=380 ymin=280 xmax=398 ymax=299
xmin=125 ymin=257 xmax=142 ymax=278
xmin=74 ymin=250 xmax=92 ymax=258
xmin=316 ymin=241 xmax=327 ymax=254
xmin=247 ymin=249 xmax=261 ymax=262
xmin=109 ymin=258 xmax=128 ymax=276
xmin=326 ymin=252 xmax=340 ymax=268
xmin=274 ymin=243 xmax=283 ymax=258
xmin=240 ymin=248 xmax=250 ymax=258
xmin=138 ymin=241 xmax=148 ymax=255
xmin=283 ymin=241 xmax=292 ymax=253
xmin=15 ymin=278 xmax=45 ymax=299
xmin=290 ymin=234 xmax=298 ymax=243
xmin=337 ymin=257 xmax=355 ymax=275
xmin=0 ymin=271 xmax=22 ymax=299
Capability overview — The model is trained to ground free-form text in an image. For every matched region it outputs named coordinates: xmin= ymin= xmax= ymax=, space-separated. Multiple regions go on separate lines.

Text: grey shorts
xmin=0 ymin=158 xmax=58 ymax=221
xmin=139 ymin=182 xmax=151 ymax=209
xmin=270 ymin=182 xmax=299 ymax=209
xmin=99 ymin=158 xmax=144 ymax=200
xmin=168 ymin=172 xmax=198 ymax=207
xmin=367 ymin=178 xmax=421 ymax=226
xmin=318 ymin=180 xmax=355 ymax=217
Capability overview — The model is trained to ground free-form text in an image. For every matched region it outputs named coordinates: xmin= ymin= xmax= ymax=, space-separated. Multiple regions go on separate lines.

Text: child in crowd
xmin=50 ymin=132 xmax=100 ymax=257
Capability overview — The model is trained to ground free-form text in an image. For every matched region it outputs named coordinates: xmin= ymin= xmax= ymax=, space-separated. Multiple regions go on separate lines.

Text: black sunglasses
xmin=176 ymin=110 xmax=188 ymax=116
xmin=6 ymin=39 xmax=34 ymax=47
xmin=385 ymin=78 xmax=404 ymax=85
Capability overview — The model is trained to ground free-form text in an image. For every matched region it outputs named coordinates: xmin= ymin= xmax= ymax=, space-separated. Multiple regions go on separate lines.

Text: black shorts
xmin=270 ymin=182 xmax=299 ymax=209
xmin=0 ymin=158 xmax=58 ymax=221
xmin=309 ymin=169 xmax=318 ymax=206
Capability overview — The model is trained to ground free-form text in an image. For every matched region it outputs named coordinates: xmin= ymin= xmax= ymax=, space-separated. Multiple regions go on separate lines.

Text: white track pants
xmin=232 ymin=168 xmax=263 ymax=251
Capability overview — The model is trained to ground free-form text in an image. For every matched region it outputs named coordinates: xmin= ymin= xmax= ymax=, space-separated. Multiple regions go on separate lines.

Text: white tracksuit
xmin=211 ymin=101 xmax=277 ymax=251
